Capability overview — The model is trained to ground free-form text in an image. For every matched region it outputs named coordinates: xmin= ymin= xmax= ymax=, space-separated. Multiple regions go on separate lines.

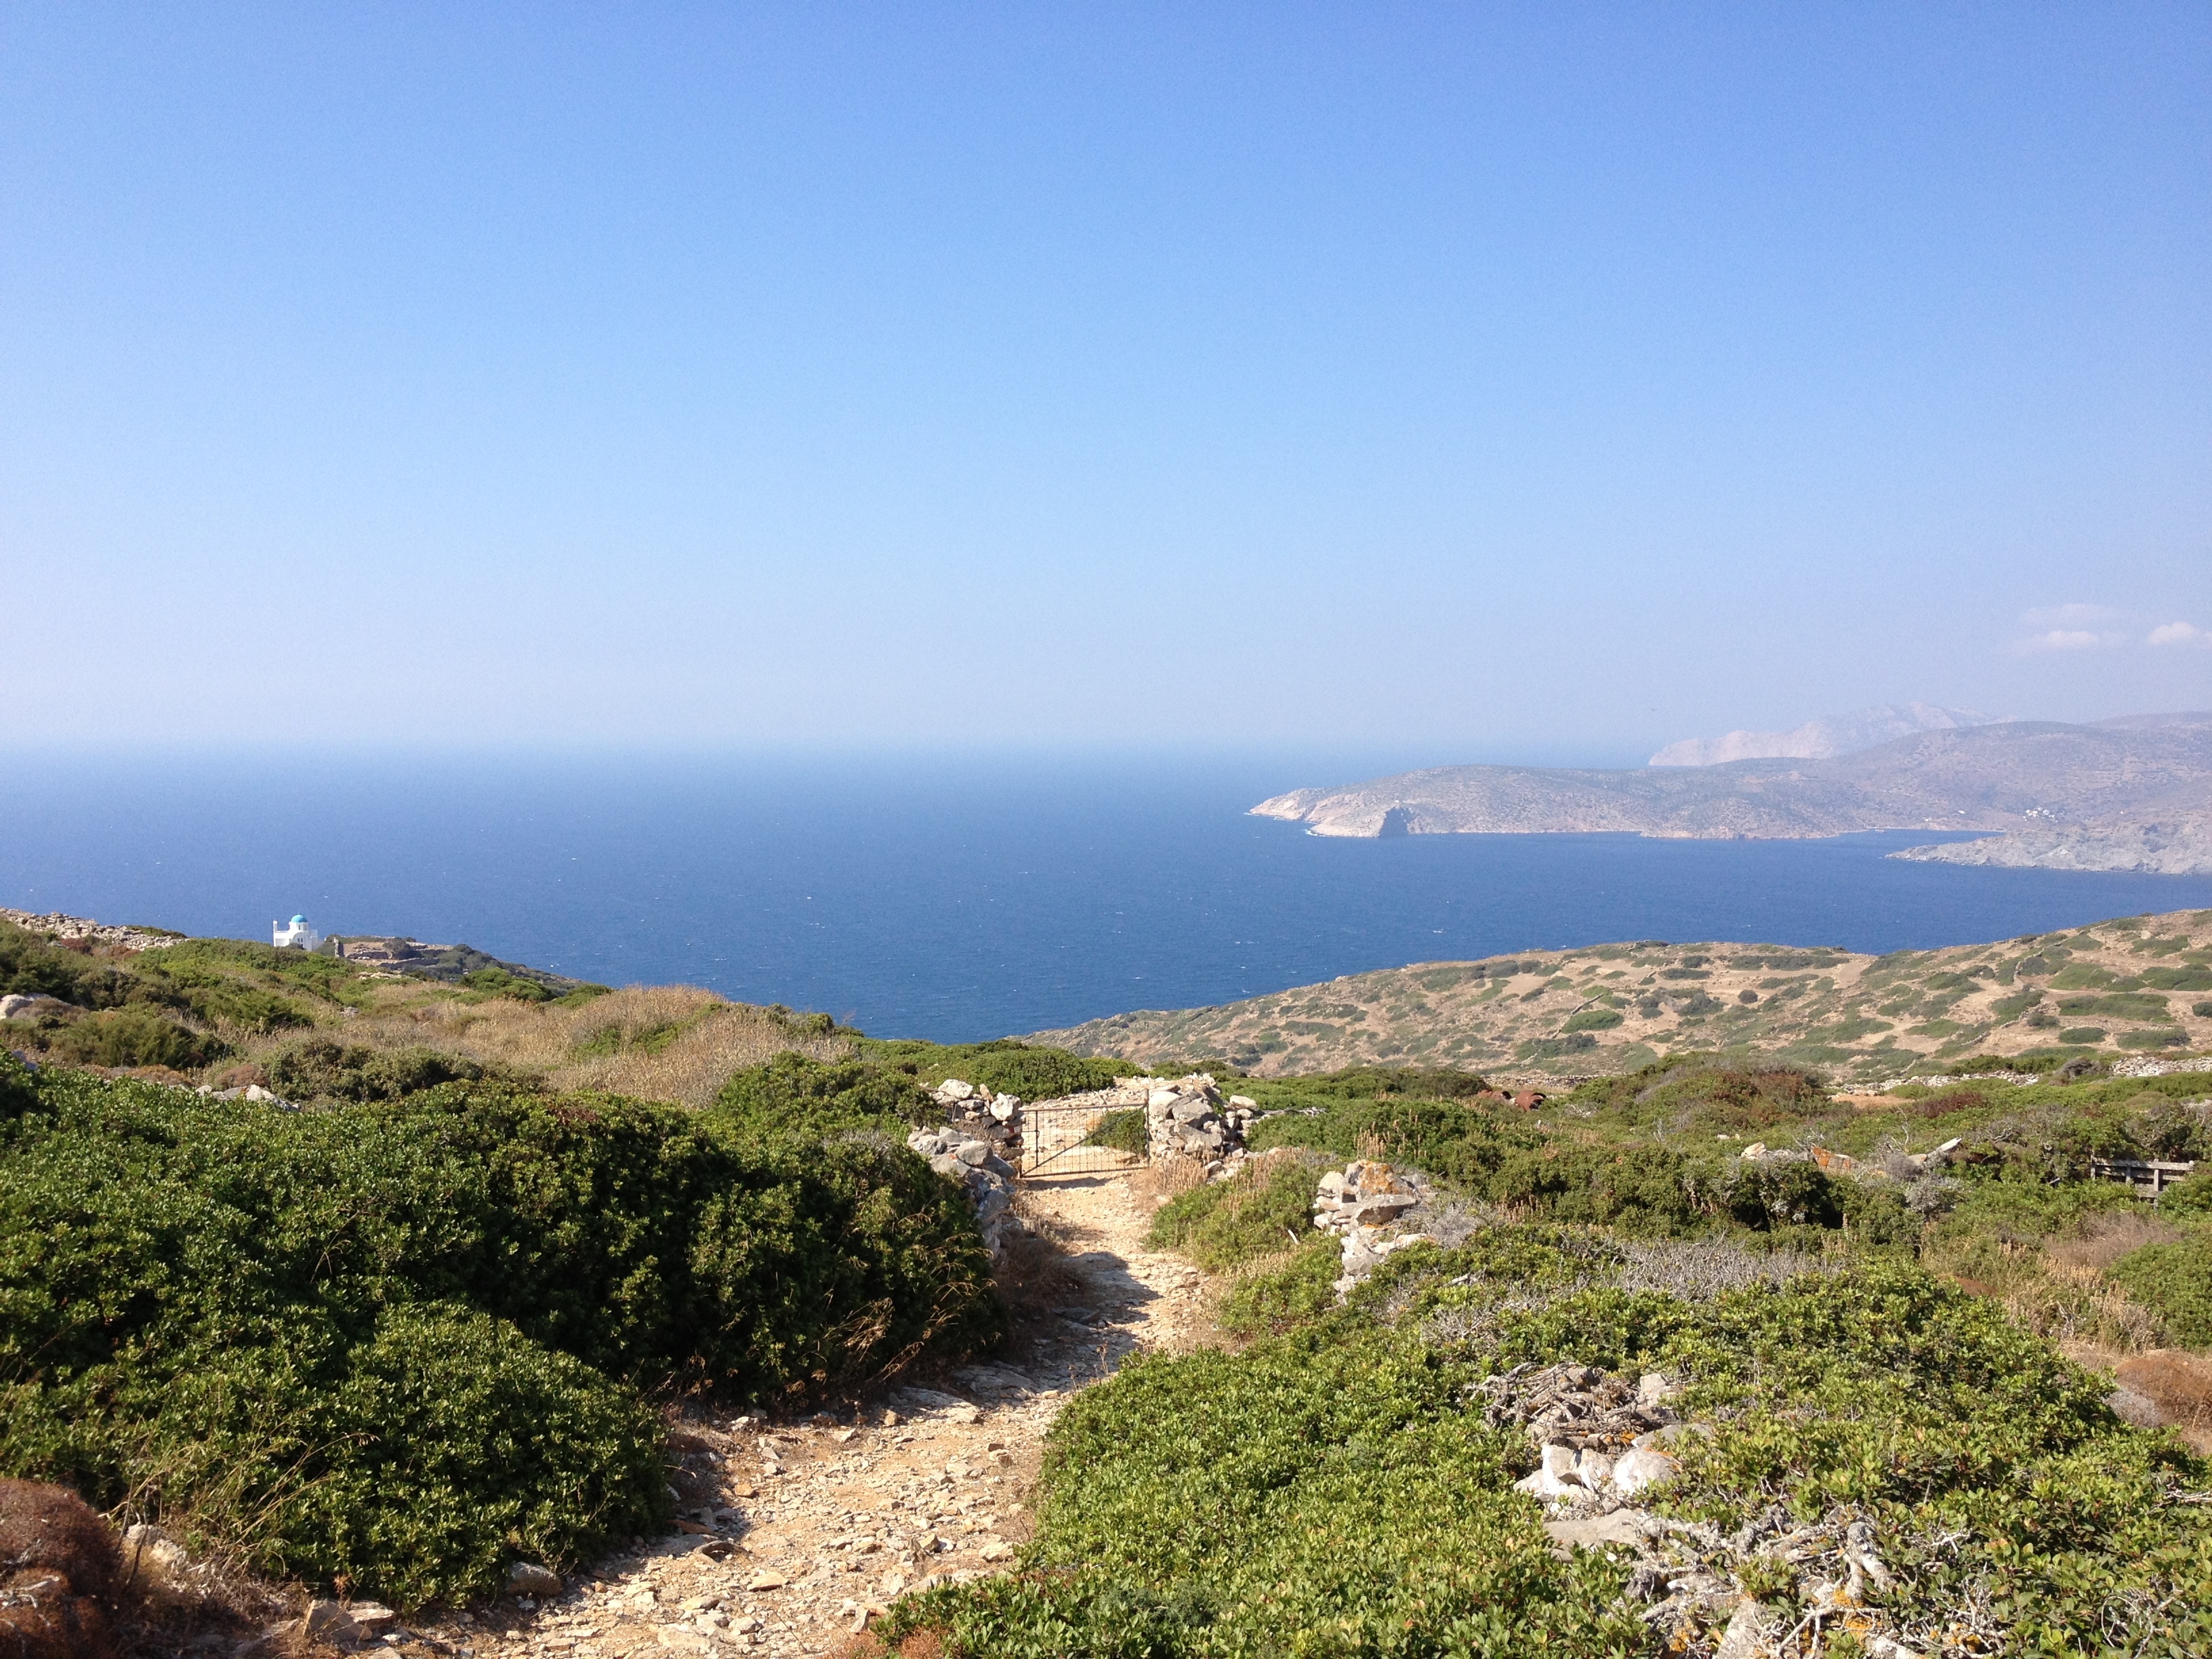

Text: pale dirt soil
xmin=405 ymin=1168 xmax=1213 ymax=1659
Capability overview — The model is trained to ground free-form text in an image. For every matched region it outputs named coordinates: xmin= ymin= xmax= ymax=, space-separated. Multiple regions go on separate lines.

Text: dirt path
xmin=415 ymin=1169 xmax=1208 ymax=1659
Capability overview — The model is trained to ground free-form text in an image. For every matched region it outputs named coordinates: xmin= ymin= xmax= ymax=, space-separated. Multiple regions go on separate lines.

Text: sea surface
xmin=7 ymin=752 xmax=2212 ymax=1043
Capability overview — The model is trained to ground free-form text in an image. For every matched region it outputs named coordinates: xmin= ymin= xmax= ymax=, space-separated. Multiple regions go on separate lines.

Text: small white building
xmin=273 ymin=914 xmax=323 ymax=951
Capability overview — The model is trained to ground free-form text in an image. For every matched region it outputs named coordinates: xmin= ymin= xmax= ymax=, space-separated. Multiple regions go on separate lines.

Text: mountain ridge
xmin=1252 ymin=712 xmax=2212 ymax=842
xmin=1648 ymin=701 xmax=1997 ymax=766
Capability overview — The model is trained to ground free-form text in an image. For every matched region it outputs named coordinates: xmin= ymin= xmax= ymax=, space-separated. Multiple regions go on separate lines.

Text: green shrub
xmin=462 ymin=966 xmax=553 ymax=1002
xmin=0 ymin=1067 xmax=1004 ymax=1603
xmin=711 ymin=1052 xmax=938 ymax=1141
xmin=42 ymin=1006 xmax=228 ymax=1069
xmin=1145 ymin=1158 xmax=1319 ymax=1271
xmin=0 ymin=921 xmax=136 ymax=1008
xmin=878 ymin=1334 xmax=1644 ymax=1657
xmin=858 ymin=1038 xmax=1126 ymax=1102
xmin=264 ymin=1037 xmax=497 ymax=1102
xmin=1218 ymin=1236 xmax=1341 ymax=1338
xmin=1081 ymin=1108 xmax=1147 ymax=1155
xmin=2160 ymin=1168 xmax=2212 ymax=1218
xmin=0 ymin=1051 xmax=35 ymax=1118
xmin=1246 ymin=1097 xmax=1537 ymax=1191
xmin=1561 ymin=1007 xmax=1623 ymax=1032
xmin=2110 ymin=1233 xmax=2212 ymax=1346
xmin=894 ymin=1240 xmax=2212 ymax=1657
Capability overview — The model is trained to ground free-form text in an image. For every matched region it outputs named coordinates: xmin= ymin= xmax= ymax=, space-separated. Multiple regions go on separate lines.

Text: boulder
xmin=937 ymin=1080 xmax=977 ymax=1101
xmin=507 ymin=1561 xmax=564 ymax=1597
xmin=1610 ymin=1447 xmax=1681 ymax=1496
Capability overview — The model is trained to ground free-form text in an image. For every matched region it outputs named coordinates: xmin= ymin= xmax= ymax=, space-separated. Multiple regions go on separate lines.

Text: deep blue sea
xmin=7 ymin=752 xmax=2211 ymax=1042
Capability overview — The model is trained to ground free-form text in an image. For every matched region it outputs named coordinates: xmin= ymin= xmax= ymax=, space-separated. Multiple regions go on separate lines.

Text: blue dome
xmin=291 ymin=915 xmax=306 ymax=926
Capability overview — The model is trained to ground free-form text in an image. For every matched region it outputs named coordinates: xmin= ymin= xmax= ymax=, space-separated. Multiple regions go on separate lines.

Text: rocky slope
xmin=1031 ymin=906 xmax=2212 ymax=1082
xmin=1893 ymin=813 xmax=2212 ymax=876
xmin=1252 ymin=712 xmax=2212 ymax=839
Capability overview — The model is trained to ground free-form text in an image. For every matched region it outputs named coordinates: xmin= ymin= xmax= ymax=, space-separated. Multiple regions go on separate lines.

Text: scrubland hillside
xmin=878 ymin=1056 xmax=2212 ymax=1657
xmin=6 ymin=912 xmax=2211 ymax=1658
xmin=1034 ymin=907 xmax=2212 ymax=1082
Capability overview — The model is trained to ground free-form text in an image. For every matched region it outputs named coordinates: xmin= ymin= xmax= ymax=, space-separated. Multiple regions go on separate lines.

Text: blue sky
xmin=3 ymin=3 xmax=2207 ymax=760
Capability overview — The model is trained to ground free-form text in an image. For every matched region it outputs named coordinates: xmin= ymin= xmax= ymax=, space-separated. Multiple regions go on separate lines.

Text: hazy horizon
xmin=5 ymin=5 xmax=2208 ymax=754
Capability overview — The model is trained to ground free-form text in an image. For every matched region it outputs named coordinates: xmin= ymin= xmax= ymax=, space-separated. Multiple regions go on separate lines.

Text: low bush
xmin=1080 ymin=1108 xmax=1146 ymax=1155
xmin=857 ymin=1038 xmax=1127 ymax=1103
xmin=875 ymin=1331 xmax=1643 ymax=1657
xmin=0 ymin=1065 xmax=1003 ymax=1604
xmin=1218 ymin=1235 xmax=1340 ymax=1338
xmin=262 ymin=1036 xmax=498 ymax=1102
xmin=886 ymin=1232 xmax=2212 ymax=1657
xmin=461 ymin=966 xmax=553 ymax=1002
xmin=2111 ymin=1233 xmax=2212 ymax=1347
xmin=39 ymin=1006 xmax=228 ymax=1070
xmin=711 ymin=1052 xmax=939 ymax=1141
xmin=1145 ymin=1157 xmax=1319 ymax=1271
xmin=0 ymin=920 xmax=136 ymax=1008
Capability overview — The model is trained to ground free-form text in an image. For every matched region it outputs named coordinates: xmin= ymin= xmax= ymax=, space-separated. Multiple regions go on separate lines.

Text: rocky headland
xmin=1251 ymin=712 xmax=2212 ymax=851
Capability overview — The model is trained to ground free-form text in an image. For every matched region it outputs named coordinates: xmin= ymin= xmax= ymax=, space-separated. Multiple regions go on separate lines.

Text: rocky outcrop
xmin=0 ymin=994 xmax=73 ymax=1023
xmin=1311 ymin=1159 xmax=1439 ymax=1294
xmin=0 ymin=911 xmax=178 ymax=954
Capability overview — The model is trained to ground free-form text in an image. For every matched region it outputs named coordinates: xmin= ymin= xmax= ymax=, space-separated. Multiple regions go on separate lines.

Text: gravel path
xmin=409 ymin=1169 xmax=1210 ymax=1659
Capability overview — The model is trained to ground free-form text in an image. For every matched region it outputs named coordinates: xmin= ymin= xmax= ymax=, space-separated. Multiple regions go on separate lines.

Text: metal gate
xmin=1020 ymin=1100 xmax=1148 ymax=1178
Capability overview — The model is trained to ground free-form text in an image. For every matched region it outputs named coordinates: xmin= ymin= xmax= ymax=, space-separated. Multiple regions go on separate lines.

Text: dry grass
xmin=989 ymin=1196 xmax=1093 ymax=1331
xmin=2116 ymin=1349 xmax=2212 ymax=1453
xmin=1126 ymin=1158 xmax=1208 ymax=1207
xmin=258 ymin=984 xmax=852 ymax=1109
xmin=2045 ymin=1212 xmax=2189 ymax=1277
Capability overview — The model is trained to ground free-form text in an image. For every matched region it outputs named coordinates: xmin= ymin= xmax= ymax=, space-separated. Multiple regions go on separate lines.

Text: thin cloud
xmin=2015 ymin=628 xmax=2123 ymax=653
xmin=2148 ymin=620 xmax=2212 ymax=648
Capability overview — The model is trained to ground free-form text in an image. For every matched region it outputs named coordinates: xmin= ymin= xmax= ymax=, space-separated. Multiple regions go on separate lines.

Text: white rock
xmin=300 ymin=1600 xmax=354 ymax=1642
xmin=1609 ymin=1447 xmax=1681 ymax=1496
xmin=1513 ymin=1444 xmax=1584 ymax=1499
xmin=1147 ymin=1088 xmax=1181 ymax=1109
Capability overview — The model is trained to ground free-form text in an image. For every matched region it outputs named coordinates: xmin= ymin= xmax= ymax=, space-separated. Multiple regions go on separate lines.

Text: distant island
xmin=1251 ymin=710 xmax=2212 ymax=872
